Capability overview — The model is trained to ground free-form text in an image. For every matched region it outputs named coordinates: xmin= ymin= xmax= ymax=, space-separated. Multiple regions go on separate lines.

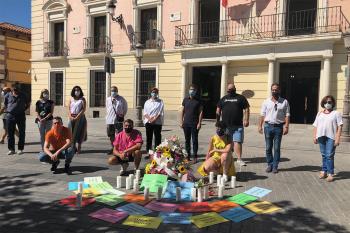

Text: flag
xmin=222 ymin=0 xmax=228 ymax=8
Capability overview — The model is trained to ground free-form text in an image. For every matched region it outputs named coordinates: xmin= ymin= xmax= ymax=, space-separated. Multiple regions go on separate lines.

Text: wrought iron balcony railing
xmin=130 ymin=29 xmax=165 ymax=50
xmin=83 ymin=36 xmax=112 ymax=54
xmin=175 ymin=6 xmax=350 ymax=46
xmin=44 ymin=41 xmax=68 ymax=57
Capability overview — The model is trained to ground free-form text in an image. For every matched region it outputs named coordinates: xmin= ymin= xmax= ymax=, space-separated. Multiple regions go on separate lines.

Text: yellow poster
xmin=73 ymin=187 xmax=101 ymax=197
xmin=190 ymin=212 xmax=228 ymax=228
xmin=244 ymin=201 xmax=281 ymax=214
xmin=122 ymin=215 xmax=162 ymax=229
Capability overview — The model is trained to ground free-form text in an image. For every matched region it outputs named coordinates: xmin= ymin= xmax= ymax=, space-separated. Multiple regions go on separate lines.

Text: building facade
xmin=31 ymin=0 xmax=350 ymax=124
xmin=0 ymin=23 xmax=31 ymax=99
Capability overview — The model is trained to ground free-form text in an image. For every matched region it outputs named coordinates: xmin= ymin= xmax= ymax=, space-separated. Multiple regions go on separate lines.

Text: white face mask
xmin=43 ymin=93 xmax=49 ymax=99
xmin=1 ymin=91 xmax=4 ymax=96
xmin=325 ymin=103 xmax=333 ymax=110
xmin=75 ymin=91 xmax=80 ymax=97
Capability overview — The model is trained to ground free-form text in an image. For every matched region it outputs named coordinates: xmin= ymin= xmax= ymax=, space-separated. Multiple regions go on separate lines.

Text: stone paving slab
xmin=0 ymin=117 xmax=349 ymax=233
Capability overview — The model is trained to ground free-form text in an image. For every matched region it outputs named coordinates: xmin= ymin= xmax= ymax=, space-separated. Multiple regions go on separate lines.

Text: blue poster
xmin=163 ymin=181 xmax=194 ymax=201
xmin=68 ymin=182 xmax=89 ymax=191
xmin=159 ymin=212 xmax=192 ymax=224
xmin=116 ymin=203 xmax=152 ymax=215
xmin=220 ymin=207 xmax=256 ymax=223
xmin=244 ymin=187 xmax=272 ymax=198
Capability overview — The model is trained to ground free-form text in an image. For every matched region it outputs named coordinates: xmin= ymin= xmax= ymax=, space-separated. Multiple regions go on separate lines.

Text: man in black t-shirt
xmin=181 ymin=84 xmax=203 ymax=163
xmin=217 ymin=83 xmax=250 ymax=167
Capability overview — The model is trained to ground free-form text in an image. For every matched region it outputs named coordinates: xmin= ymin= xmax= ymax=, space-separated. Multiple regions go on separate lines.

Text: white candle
xmin=209 ymin=172 xmax=214 ymax=184
xmin=231 ymin=176 xmax=236 ymax=188
xmin=223 ymin=174 xmax=228 ymax=182
xmin=144 ymin=187 xmax=149 ymax=200
xmin=129 ymin=174 xmax=134 ymax=183
xmin=191 ymin=188 xmax=197 ymax=201
xmin=176 ymin=187 xmax=181 ymax=202
xmin=125 ymin=177 xmax=131 ymax=190
xmin=157 ymin=186 xmax=162 ymax=200
xmin=116 ymin=176 xmax=122 ymax=188
xmin=133 ymin=179 xmax=139 ymax=193
xmin=197 ymin=187 xmax=203 ymax=202
xmin=203 ymin=186 xmax=209 ymax=200
xmin=78 ymin=182 xmax=84 ymax=193
xmin=76 ymin=193 xmax=82 ymax=208
xmin=221 ymin=177 xmax=225 ymax=186
xmin=218 ymin=185 xmax=224 ymax=198
xmin=217 ymin=175 xmax=222 ymax=187
xmin=135 ymin=170 xmax=141 ymax=181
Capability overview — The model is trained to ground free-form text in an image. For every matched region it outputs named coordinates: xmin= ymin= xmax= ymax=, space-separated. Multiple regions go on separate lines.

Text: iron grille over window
xmin=136 ymin=68 xmax=156 ymax=107
xmin=90 ymin=71 xmax=106 ymax=107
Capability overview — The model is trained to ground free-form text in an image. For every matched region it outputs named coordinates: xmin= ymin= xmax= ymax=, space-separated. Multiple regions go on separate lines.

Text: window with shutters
xmin=49 ymin=71 xmax=64 ymax=106
xmin=90 ymin=70 xmax=106 ymax=107
xmin=136 ymin=67 xmax=156 ymax=107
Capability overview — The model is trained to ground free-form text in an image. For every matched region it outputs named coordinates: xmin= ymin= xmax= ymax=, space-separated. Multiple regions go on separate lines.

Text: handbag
xmin=111 ymin=99 xmax=124 ymax=123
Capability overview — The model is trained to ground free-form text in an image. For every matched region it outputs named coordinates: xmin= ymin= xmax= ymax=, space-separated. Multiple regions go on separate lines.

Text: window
xmin=136 ymin=68 xmax=156 ymax=107
xmin=90 ymin=70 xmax=106 ymax=107
xmin=50 ymin=71 xmax=64 ymax=106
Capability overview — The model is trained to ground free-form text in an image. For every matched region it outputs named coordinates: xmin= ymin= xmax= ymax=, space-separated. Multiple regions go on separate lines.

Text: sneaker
xmin=7 ymin=150 xmax=15 ymax=155
xmin=272 ymin=168 xmax=278 ymax=174
xmin=51 ymin=160 xmax=60 ymax=172
xmin=319 ymin=171 xmax=327 ymax=179
xmin=237 ymin=159 xmax=247 ymax=166
xmin=64 ymin=164 xmax=72 ymax=175
xmin=326 ymin=174 xmax=334 ymax=182
xmin=17 ymin=150 xmax=24 ymax=155
xmin=119 ymin=163 xmax=129 ymax=176
xmin=265 ymin=165 xmax=272 ymax=173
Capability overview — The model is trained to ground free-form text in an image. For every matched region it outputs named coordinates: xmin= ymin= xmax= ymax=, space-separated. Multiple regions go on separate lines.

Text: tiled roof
xmin=0 ymin=22 xmax=31 ymax=35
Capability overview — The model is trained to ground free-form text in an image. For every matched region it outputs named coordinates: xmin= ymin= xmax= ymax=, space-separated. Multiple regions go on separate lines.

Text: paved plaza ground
xmin=0 ymin=116 xmax=349 ymax=233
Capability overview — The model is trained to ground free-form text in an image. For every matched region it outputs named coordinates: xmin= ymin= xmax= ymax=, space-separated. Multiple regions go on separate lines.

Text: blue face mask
xmin=151 ymin=92 xmax=158 ymax=98
xmin=189 ymin=90 xmax=196 ymax=97
xmin=111 ymin=91 xmax=118 ymax=97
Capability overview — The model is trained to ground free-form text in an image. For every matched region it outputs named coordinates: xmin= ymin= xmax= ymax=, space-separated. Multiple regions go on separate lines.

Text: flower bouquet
xmin=145 ymin=136 xmax=195 ymax=181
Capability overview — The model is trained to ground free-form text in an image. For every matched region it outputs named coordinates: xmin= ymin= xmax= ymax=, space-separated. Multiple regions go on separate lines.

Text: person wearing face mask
xmin=108 ymin=119 xmax=143 ymax=176
xmin=0 ymin=87 xmax=15 ymax=144
xmin=35 ymin=89 xmax=55 ymax=150
xmin=67 ymin=86 xmax=87 ymax=154
xmin=105 ymin=86 xmax=128 ymax=155
xmin=258 ymin=83 xmax=290 ymax=174
xmin=38 ymin=116 xmax=74 ymax=175
xmin=143 ymin=87 xmax=164 ymax=158
xmin=3 ymin=86 xmax=30 ymax=155
xmin=181 ymin=84 xmax=203 ymax=163
xmin=312 ymin=95 xmax=343 ymax=182
xmin=217 ymin=83 xmax=250 ymax=167
xmin=197 ymin=121 xmax=235 ymax=178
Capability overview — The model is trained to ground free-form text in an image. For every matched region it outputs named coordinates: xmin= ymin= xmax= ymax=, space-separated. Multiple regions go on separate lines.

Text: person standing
xmin=67 ymin=86 xmax=87 ymax=154
xmin=217 ymin=83 xmax=250 ymax=167
xmin=38 ymin=116 xmax=74 ymax=175
xmin=313 ymin=95 xmax=342 ymax=182
xmin=105 ymin=86 xmax=128 ymax=155
xmin=181 ymin=84 xmax=203 ymax=163
xmin=0 ymin=87 xmax=13 ymax=143
xmin=143 ymin=87 xmax=164 ymax=156
xmin=258 ymin=83 xmax=290 ymax=173
xmin=35 ymin=89 xmax=54 ymax=150
xmin=3 ymin=86 xmax=30 ymax=155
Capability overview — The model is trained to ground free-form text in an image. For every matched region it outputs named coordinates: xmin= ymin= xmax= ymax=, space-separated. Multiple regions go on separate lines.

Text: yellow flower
xmin=151 ymin=160 xmax=157 ymax=167
xmin=163 ymin=152 xmax=171 ymax=159
xmin=163 ymin=147 xmax=170 ymax=153
xmin=178 ymin=165 xmax=187 ymax=174
xmin=145 ymin=164 xmax=151 ymax=174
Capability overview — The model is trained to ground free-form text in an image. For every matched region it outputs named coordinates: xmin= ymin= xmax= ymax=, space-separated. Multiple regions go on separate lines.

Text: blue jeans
xmin=38 ymin=147 xmax=74 ymax=165
xmin=264 ymin=123 xmax=283 ymax=169
xmin=183 ymin=126 xmax=199 ymax=158
xmin=227 ymin=127 xmax=244 ymax=143
xmin=317 ymin=136 xmax=335 ymax=175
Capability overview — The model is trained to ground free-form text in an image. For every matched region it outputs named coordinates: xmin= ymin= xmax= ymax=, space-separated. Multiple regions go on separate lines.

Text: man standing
xmin=217 ymin=83 xmax=250 ymax=166
xmin=181 ymin=84 xmax=203 ymax=163
xmin=108 ymin=119 xmax=143 ymax=176
xmin=3 ymin=86 xmax=30 ymax=155
xmin=38 ymin=116 xmax=74 ymax=175
xmin=105 ymin=86 xmax=128 ymax=155
xmin=258 ymin=83 xmax=290 ymax=173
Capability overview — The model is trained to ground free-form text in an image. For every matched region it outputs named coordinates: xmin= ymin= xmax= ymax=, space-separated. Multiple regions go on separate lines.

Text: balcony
xmin=175 ymin=6 xmax=350 ymax=47
xmin=44 ymin=41 xmax=68 ymax=57
xmin=83 ymin=36 xmax=112 ymax=54
xmin=130 ymin=29 xmax=164 ymax=50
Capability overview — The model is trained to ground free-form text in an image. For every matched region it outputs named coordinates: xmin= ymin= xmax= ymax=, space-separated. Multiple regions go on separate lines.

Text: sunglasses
xmin=274 ymin=103 xmax=277 ymax=111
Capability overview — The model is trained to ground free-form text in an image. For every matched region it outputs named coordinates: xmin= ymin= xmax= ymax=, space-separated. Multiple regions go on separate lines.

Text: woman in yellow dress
xmin=198 ymin=121 xmax=235 ymax=177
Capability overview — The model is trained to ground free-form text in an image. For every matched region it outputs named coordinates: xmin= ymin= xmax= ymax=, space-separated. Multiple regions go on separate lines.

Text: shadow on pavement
xmin=237 ymin=172 xmax=268 ymax=182
xmin=278 ymin=165 xmax=320 ymax=172
xmin=335 ymin=171 xmax=350 ymax=181
xmin=244 ymin=157 xmax=290 ymax=164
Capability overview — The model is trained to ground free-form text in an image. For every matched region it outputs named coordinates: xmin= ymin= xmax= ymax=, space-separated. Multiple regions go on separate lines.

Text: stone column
xmin=323 ymin=56 xmax=332 ymax=96
xmin=267 ymin=57 xmax=276 ymax=97
xmin=181 ymin=61 xmax=188 ymax=100
xmin=220 ymin=59 xmax=228 ymax=97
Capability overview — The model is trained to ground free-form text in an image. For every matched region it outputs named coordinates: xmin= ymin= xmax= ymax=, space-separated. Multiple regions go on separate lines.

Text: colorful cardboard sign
xmin=244 ymin=201 xmax=281 ymax=214
xmin=84 ymin=176 xmax=103 ymax=184
xmin=159 ymin=212 xmax=192 ymax=224
xmin=145 ymin=201 xmax=178 ymax=212
xmin=220 ymin=207 xmax=256 ymax=223
xmin=226 ymin=193 xmax=258 ymax=206
xmin=208 ymin=200 xmax=239 ymax=212
xmin=122 ymin=215 xmax=162 ymax=229
xmin=123 ymin=193 xmax=153 ymax=205
xmin=117 ymin=203 xmax=153 ymax=215
xmin=90 ymin=182 xmax=125 ymax=196
xmin=68 ymin=182 xmax=89 ymax=191
xmin=190 ymin=212 xmax=228 ymax=228
xmin=244 ymin=187 xmax=272 ymax=198
xmin=89 ymin=208 xmax=128 ymax=223
xmin=59 ymin=195 xmax=95 ymax=207
xmin=95 ymin=194 xmax=125 ymax=206
xmin=178 ymin=202 xmax=211 ymax=212
xmin=140 ymin=174 xmax=168 ymax=193
xmin=163 ymin=181 xmax=194 ymax=201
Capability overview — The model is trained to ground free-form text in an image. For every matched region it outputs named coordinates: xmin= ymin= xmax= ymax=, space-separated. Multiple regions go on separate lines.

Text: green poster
xmin=91 ymin=182 xmax=125 ymax=196
xmin=96 ymin=194 xmax=125 ymax=206
xmin=226 ymin=193 xmax=258 ymax=206
xmin=140 ymin=174 xmax=168 ymax=193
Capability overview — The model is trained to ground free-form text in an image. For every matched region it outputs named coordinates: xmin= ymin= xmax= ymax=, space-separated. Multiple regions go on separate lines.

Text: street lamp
xmin=107 ymin=0 xmax=124 ymax=28
xmin=135 ymin=43 xmax=144 ymax=127
xmin=342 ymin=31 xmax=350 ymax=142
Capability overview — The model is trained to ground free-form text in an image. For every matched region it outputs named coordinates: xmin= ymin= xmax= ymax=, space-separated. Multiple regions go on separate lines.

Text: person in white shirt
xmin=258 ymin=83 xmax=290 ymax=174
xmin=313 ymin=95 xmax=343 ymax=182
xmin=143 ymin=87 xmax=164 ymax=158
xmin=106 ymin=86 xmax=128 ymax=155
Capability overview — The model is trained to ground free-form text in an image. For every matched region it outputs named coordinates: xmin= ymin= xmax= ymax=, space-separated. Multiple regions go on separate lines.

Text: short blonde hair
xmin=40 ymin=89 xmax=49 ymax=99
